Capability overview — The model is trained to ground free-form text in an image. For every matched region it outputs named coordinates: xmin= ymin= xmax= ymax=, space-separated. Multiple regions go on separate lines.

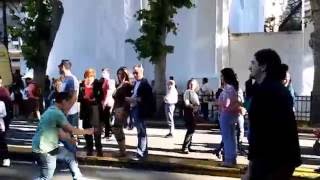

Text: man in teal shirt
xmin=32 ymin=92 xmax=93 ymax=180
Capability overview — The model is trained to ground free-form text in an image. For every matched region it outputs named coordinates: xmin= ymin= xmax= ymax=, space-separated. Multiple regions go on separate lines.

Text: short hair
xmin=254 ymin=49 xmax=282 ymax=80
xmin=134 ymin=64 xmax=144 ymax=71
xmin=84 ymin=68 xmax=96 ymax=78
xmin=169 ymin=76 xmax=174 ymax=80
xmin=279 ymin=64 xmax=289 ymax=81
xmin=55 ymin=91 xmax=74 ymax=103
xmin=203 ymin=77 xmax=208 ymax=83
xmin=59 ymin=59 xmax=72 ymax=70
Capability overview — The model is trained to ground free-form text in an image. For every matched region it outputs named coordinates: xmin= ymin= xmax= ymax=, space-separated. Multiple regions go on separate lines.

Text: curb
xmin=8 ymin=146 xmax=320 ymax=180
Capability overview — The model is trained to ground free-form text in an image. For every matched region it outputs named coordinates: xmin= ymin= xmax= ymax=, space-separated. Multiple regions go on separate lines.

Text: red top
xmin=84 ymin=85 xmax=94 ymax=103
xmin=101 ymin=79 xmax=109 ymax=104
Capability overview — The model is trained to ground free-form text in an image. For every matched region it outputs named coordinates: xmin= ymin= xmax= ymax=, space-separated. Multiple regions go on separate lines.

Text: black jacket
xmin=135 ymin=78 xmax=154 ymax=118
xmin=78 ymin=79 xmax=102 ymax=120
xmin=248 ymin=79 xmax=301 ymax=167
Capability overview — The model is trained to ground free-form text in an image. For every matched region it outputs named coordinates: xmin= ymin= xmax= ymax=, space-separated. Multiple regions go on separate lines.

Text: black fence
xmin=172 ymin=94 xmax=311 ymax=122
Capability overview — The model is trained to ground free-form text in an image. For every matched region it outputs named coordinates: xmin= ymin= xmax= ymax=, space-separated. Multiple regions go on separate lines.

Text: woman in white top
xmin=181 ymin=79 xmax=200 ymax=153
xmin=0 ymin=100 xmax=9 ymax=166
xmin=164 ymin=80 xmax=178 ymax=138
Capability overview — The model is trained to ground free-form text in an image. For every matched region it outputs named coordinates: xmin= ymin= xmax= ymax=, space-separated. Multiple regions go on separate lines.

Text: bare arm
xmin=62 ymin=123 xmax=93 ymax=136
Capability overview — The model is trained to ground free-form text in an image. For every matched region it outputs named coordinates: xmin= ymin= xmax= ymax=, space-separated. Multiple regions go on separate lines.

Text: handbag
xmin=313 ymin=138 xmax=320 ymax=156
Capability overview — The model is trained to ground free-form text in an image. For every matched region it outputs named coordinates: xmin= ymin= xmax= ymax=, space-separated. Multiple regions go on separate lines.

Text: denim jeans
xmin=219 ymin=112 xmax=237 ymax=164
xmin=61 ymin=113 xmax=79 ymax=153
xmin=131 ymin=107 xmax=148 ymax=157
xmin=34 ymin=147 xmax=82 ymax=180
xmin=165 ymin=104 xmax=175 ymax=134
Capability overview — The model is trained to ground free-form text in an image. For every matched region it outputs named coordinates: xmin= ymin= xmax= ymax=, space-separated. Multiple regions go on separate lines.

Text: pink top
xmin=218 ymin=84 xmax=239 ymax=115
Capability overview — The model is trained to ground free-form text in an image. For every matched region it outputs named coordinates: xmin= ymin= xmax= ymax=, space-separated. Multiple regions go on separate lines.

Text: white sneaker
xmin=2 ymin=159 xmax=10 ymax=167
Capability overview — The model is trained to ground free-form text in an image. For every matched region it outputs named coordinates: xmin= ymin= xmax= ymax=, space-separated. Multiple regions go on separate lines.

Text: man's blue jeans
xmin=34 ymin=147 xmax=82 ymax=180
xmin=131 ymin=107 xmax=148 ymax=157
xmin=61 ymin=113 xmax=79 ymax=153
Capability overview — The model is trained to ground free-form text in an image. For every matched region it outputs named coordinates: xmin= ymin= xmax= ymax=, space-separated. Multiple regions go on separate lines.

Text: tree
xmin=126 ymin=0 xmax=193 ymax=117
xmin=9 ymin=0 xmax=63 ymax=91
xmin=310 ymin=0 xmax=320 ymax=125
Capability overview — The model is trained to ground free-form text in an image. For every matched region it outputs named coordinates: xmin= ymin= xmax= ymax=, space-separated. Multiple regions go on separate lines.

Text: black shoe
xmin=97 ymin=150 xmax=103 ymax=157
xmin=213 ymin=149 xmax=222 ymax=159
xmin=315 ymin=168 xmax=320 ymax=173
xmin=86 ymin=150 xmax=93 ymax=156
xmin=164 ymin=133 xmax=173 ymax=138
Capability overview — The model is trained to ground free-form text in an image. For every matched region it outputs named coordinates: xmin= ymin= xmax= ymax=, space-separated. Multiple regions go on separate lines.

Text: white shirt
xmin=62 ymin=72 xmax=79 ymax=115
xmin=0 ymin=101 xmax=6 ymax=132
xmin=164 ymin=87 xmax=178 ymax=104
xmin=184 ymin=89 xmax=200 ymax=107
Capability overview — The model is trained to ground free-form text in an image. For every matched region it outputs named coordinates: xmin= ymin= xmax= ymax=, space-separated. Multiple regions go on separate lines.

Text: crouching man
xmin=32 ymin=92 xmax=93 ymax=180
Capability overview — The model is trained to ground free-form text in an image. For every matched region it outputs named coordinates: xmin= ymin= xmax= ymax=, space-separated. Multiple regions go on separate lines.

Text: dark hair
xmin=59 ymin=59 xmax=72 ymax=70
xmin=279 ymin=63 xmax=289 ymax=81
xmin=202 ymin=77 xmax=208 ymax=83
xmin=254 ymin=49 xmax=282 ymax=80
xmin=221 ymin=68 xmax=239 ymax=91
xmin=169 ymin=76 xmax=174 ymax=80
xmin=55 ymin=91 xmax=74 ymax=103
xmin=116 ymin=66 xmax=130 ymax=82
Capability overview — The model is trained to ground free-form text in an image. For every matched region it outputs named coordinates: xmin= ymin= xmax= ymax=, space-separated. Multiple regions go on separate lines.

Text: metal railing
xmin=172 ymin=94 xmax=311 ymax=122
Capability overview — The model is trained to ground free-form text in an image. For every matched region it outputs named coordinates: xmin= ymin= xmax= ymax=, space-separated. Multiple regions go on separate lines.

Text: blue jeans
xmin=131 ymin=107 xmax=148 ymax=157
xmin=165 ymin=104 xmax=175 ymax=134
xmin=61 ymin=113 xmax=79 ymax=153
xmin=34 ymin=147 xmax=82 ymax=180
xmin=219 ymin=112 xmax=237 ymax=164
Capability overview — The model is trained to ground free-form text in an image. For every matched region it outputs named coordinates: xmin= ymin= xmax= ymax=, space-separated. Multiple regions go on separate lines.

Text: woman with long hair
xmin=181 ymin=79 xmax=200 ymax=154
xmin=112 ymin=67 xmax=133 ymax=157
xmin=218 ymin=68 xmax=240 ymax=167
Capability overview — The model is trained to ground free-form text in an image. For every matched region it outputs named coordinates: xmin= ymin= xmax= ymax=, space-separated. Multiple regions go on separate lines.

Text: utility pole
xmin=2 ymin=0 xmax=8 ymax=49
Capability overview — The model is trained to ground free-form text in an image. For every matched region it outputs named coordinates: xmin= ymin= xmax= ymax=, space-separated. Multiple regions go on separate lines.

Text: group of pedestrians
xmin=0 ymin=48 xmax=303 ymax=180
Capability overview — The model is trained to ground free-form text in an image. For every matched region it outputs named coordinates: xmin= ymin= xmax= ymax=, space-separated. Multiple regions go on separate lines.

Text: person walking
xmin=0 ymin=76 xmax=12 ymax=167
xmin=243 ymin=49 xmax=301 ymax=180
xmin=112 ymin=67 xmax=132 ymax=157
xmin=218 ymin=68 xmax=240 ymax=167
xmin=181 ymin=79 xmax=200 ymax=154
xmin=163 ymin=79 xmax=178 ymax=138
xmin=78 ymin=68 xmax=103 ymax=157
xmin=32 ymin=92 xmax=93 ymax=180
xmin=99 ymin=68 xmax=116 ymax=139
xmin=126 ymin=64 xmax=154 ymax=160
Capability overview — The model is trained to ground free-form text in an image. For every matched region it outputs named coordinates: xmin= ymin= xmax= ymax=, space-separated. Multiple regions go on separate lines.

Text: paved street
xmin=0 ymin=161 xmax=239 ymax=180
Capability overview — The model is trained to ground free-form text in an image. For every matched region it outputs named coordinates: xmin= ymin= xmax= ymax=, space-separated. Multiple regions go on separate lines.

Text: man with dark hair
xmin=32 ymin=92 xmax=93 ymax=180
xmin=244 ymin=49 xmax=301 ymax=180
xmin=58 ymin=59 xmax=79 ymax=153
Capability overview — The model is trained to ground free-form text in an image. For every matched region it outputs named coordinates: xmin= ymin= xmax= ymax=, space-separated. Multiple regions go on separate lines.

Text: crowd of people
xmin=0 ymin=48 xmax=303 ymax=180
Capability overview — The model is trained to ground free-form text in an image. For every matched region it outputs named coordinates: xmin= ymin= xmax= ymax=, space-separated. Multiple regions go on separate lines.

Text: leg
xmin=94 ymin=129 xmax=103 ymax=156
xmin=201 ymin=103 xmax=209 ymax=120
xmin=34 ymin=153 xmax=57 ymax=180
xmin=83 ymin=118 xmax=93 ymax=155
xmin=220 ymin=113 xmax=237 ymax=165
xmin=132 ymin=107 xmax=148 ymax=157
xmin=57 ymin=147 xmax=83 ymax=180
xmin=0 ymin=132 xmax=9 ymax=163
xmin=112 ymin=108 xmax=127 ymax=155
xmin=237 ymin=115 xmax=245 ymax=153
xmin=168 ymin=104 xmax=175 ymax=134
xmin=182 ymin=116 xmax=195 ymax=152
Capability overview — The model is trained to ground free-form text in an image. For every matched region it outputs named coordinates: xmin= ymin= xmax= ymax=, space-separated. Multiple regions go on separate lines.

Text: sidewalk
xmin=7 ymin=119 xmax=320 ymax=179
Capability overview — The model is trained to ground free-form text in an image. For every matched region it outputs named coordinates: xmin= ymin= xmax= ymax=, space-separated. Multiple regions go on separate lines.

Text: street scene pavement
xmin=0 ymin=161 xmax=238 ymax=180
xmin=4 ymin=118 xmax=320 ymax=179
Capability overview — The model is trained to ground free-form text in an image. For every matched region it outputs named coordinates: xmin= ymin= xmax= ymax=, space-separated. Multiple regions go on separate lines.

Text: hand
xmin=85 ymin=128 xmax=94 ymax=135
xmin=70 ymin=137 xmax=77 ymax=145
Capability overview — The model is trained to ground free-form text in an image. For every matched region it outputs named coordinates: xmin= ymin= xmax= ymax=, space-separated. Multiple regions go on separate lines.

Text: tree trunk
xmin=154 ymin=53 xmax=167 ymax=118
xmin=310 ymin=0 xmax=320 ymax=125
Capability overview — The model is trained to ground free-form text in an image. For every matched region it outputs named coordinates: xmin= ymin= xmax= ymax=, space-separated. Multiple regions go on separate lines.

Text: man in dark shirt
xmin=245 ymin=49 xmax=301 ymax=180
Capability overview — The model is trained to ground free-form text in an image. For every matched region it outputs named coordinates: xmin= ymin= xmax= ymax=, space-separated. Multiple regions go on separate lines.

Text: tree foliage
xmin=9 ymin=0 xmax=57 ymax=69
xmin=126 ymin=0 xmax=194 ymax=63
